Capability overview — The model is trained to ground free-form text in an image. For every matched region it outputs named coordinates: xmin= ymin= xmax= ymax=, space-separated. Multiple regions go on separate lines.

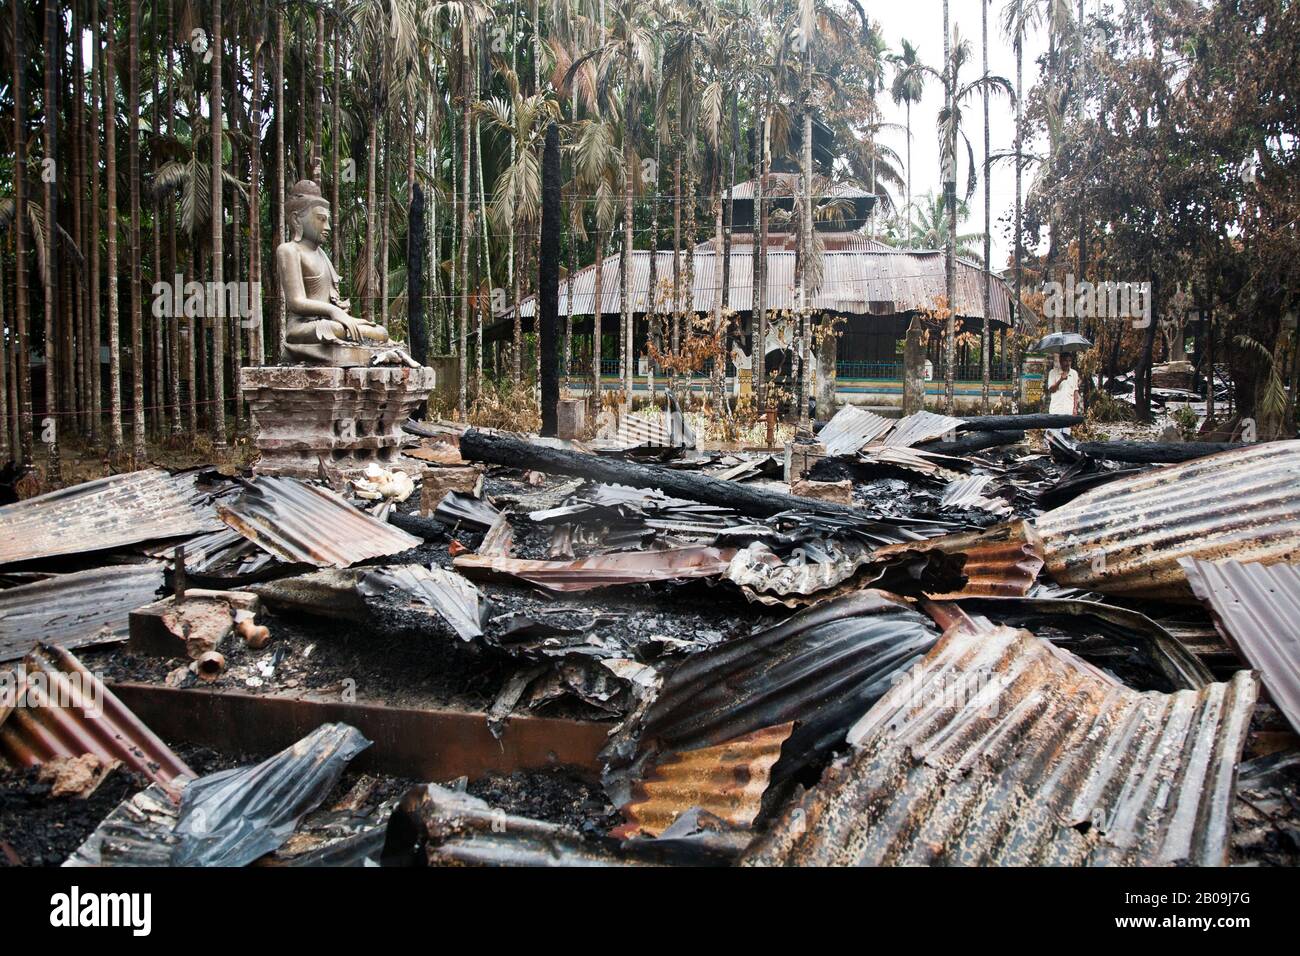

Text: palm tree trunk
xmin=458 ymin=27 xmax=472 ymax=416
xmin=249 ymin=26 xmax=265 ymax=367
xmin=274 ymin=10 xmax=286 ymax=361
xmin=313 ymin=8 xmax=325 ymax=179
xmin=209 ymin=0 xmax=225 ymax=445
xmin=621 ymin=47 xmax=634 ymax=405
xmin=942 ymin=0 xmax=957 ymax=413
xmin=592 ymin=228 xmax=604 ymax=403
xmin=905 ymin=101 xmax=912 ymax=245
xmin=128 ymin=0 xmax=146 ymax=457
xmin=751 ymin=108 xmax=763 ymax=412
xmin=981 ymin=0 xmax=991 ymax=411
xmin=43 ymin=0 xmax=61 ymax=477
xmin=89 ymin=5 xmax=104 ymax=445
xmin=151 ymin=1 xmax=165 ymax=434
xmin=104 ymin=0 xmax=123 ymax=452
xmin=799 ymin=38 xmax=813 ymax=429
xmin=1013 ymin=26 xmax=1023 ymax=370
xmin=331 ymin=4 xmax=342 ymax=267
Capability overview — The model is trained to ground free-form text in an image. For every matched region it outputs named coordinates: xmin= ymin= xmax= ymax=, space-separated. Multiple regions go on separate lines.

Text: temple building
xmin=507 ymin=174 xmax=1018 ymax=413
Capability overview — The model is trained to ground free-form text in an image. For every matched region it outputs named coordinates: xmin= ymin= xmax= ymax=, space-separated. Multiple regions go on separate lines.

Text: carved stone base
xmin=241 ymin=365 xmax=436 ymax=479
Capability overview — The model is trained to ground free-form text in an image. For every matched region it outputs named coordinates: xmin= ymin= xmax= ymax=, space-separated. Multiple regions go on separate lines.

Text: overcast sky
xmin=866 ymin=3 xmax=1050 ymax=267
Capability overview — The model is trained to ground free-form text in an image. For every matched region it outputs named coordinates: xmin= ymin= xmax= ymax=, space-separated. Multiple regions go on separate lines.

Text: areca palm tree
xmin=905 ymin=191 xmax=986 ymax=261
xmin=478 ymin=74 xmax=561 ymax=382
xmin=890 ymin=39 xmax=926 ymax=247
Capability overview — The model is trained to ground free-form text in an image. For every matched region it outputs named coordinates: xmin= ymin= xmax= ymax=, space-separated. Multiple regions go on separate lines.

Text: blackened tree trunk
xmin=407 ymin=182 xmax=428 ymax=365
xmin=12 ymin=0 xmax=32 ymax=464
xmin=43 ymin=0 xmax=61 ymax=478
xmin=539 ymin=123 xmax=561 ymax=437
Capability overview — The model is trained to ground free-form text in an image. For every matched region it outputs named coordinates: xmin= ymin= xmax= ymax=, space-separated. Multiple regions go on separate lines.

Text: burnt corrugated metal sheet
xmin=1032 ymin=441 xmax=1300 ymax=601
xmin=518 ymin=244 xmax=1012 ymax=322
xmin=359 ymin=565 xmax=487 ymax=641
xmin=0 ymin=469 xmax=222 ymax=566
xmin=874 ymin=521 xmax=1044 ymax=598
xmin=1182 ymin=557 xmax=1300 ymax=736
xmin=0 ymin=563 xmax=165 ymax=663
xmin=454 ymin=545 xmax=736 ymax=592
xmin=817 ymin=405 xmax=893 ymax=456
xmin=614 ymin=722 xmax=794 ymax=838
xmin=602 ymin=590 xmax=941 ymax=803
xmin=741 ymin=625 xmax=1259 ymax=866
xmin=217 ymin=476 xmax=422 ymax=569
xmin=0 ymin=644 xmax=193 ymax=794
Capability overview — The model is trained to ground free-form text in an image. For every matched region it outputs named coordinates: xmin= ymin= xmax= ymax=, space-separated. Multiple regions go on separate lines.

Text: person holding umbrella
xmin=1034 ymin=331 xmax=1092 ymax=430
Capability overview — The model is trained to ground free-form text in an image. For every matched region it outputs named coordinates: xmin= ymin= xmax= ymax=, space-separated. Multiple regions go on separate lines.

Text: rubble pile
xmin=1 ymin=409 xmax=1298 ymax=868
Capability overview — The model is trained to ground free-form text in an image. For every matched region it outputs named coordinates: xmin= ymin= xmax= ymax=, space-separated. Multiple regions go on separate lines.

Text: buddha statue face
xmin=292 ymin=203 xmax=332 ymax=247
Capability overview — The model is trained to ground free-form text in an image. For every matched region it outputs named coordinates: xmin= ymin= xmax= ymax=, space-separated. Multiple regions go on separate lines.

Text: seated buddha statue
xmin=276 ymin=179 xmax=418 ymax=367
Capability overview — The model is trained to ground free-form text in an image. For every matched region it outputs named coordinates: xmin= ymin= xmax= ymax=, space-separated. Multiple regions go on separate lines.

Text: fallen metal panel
xmin=856 ymin=445 xmax=966 ymax=482
xmin=940 ymin=475 xmax=1011 ymax=516
xmin=0 ymin=563 xmax=164 ymax=663
xmin=614 ymin=722 xmax=794 ymax=838
xmin=0 ymin=644 xmax=193 ymax=794
xmin=217 ymin=476 xmax=422 ymax=568
xmin=359 ymin=565 xmax=487 ymax=641
xmin=108 ymin=682 xmax=609 ymax=781
xmin=1182 ymin=557 xmax=1300 ymax=736
xmin=873 ymin=521 xmax=1044 ymax=598
xmin=0 ymin=469 xmax=222 ymax=565
xmin=741 ymin=626 xmax=1258 ymax=866
xmin=172 ymin=722 xmax=371 ymax=867
xmin=454 ymin=545 xmax=736 ymax=592
xmin=881 ymin=410 xmax=966 ymax=448
xmin=603 ymin=590 xmax=941 ymax=802
xmin=818 ymin=406 xmax=894 ymax=456
xmin=1032 ymin=441 xmax=1300 ymax=601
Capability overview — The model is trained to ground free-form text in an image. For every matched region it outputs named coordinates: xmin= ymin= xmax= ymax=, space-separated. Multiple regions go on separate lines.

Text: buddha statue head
xmin=286 ymin=179 xmax=332 ymax=247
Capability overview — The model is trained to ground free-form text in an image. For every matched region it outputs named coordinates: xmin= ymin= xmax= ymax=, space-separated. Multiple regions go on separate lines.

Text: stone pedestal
xmin=556 ymin=399 xmax=586 ymax=440
xmin=241 ymin=365 xmax=437 ymax=479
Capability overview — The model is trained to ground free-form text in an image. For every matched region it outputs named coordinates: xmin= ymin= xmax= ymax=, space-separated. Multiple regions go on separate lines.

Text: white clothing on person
xmin=1047 ymin=365 xmax=1080 ymax=416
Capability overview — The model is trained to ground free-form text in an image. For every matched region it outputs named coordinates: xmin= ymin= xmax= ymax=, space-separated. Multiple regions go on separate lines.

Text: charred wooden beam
xmin=957 ymin=414 xmax=1082 ymax=431
xmin=1074 ymin=440 xmax=1246 ymax=464
xmin=461 ymin=428 xmax=882 ymax=523
xmin=922 ymin=430 xmax=1026 ymax=455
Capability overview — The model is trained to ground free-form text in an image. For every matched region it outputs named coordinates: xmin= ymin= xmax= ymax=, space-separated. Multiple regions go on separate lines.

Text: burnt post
xmin=407 ymin=181 xmax=428 ymax=366
xmin=539 ymin=122 xmax=561 ymax=436
xmin=903 ymin=316 xmax=926 ymax=414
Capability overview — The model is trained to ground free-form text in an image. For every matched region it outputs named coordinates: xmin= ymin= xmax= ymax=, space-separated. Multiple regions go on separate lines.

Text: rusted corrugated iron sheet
xmin=0 ymin=644 xmax=193 ymax=794
xmin=873 ymin=521 xmax=1044 ymax=597
xmin=602 ymin=591 xmax=941 ymax=803
xmin=817 ymin=405 xmax=893 ymax=456
xmin=1032 ymin=441 xmax=1300 ymax=601
xmin=453 ymin=545 xmax=736 ymax=592
xmin=614 ymin=722 xmax=794 ymax=838
xmin=940 ymin=475 xmax=1011 ymax=515
xmin=0 ymin=563 xmax=164 ymax=663
xmin=518 ymin=244 xmax=1012 ymax=322
xmin=742 ymin=625 xmax=1258 ymax=866
xmin=1182 ymin=557 xmax=1300 ymax=736
xmin=217 ymin=476 xmax=422 ymax=569
xmin=0 ymin=469 xmax=222 ymax=566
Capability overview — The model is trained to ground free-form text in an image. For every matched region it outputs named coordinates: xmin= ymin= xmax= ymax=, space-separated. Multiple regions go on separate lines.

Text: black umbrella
xmin=1033 ymin=331 xmax=1093 ymax=354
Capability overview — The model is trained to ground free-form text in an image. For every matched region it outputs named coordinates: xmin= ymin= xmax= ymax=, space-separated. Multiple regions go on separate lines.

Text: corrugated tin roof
xmin=0 ymin=643 xmax=193 ymax=795
xmin=741 ymin=624 xmax=1258 ymax=866
xmin=519 ymin=244 xmax=1012 ymax=322
xmin=817 ymin=405 xmax=894 ymax=456
xmin=1032 ymin=441 xmax=1300 ymax=601
xmin=1182 ymin=557 xmax=1300 ymax=736
xmin=613 ymin=722 xmax=794 ymax=838
xmin=602 ymin=590 xmax=941 ymax=803
xmin=874 ymin=521 xmax=1044 ymax=598
xmin=0 ymin=563 xmax=164 ymax=663
xmin=882 ymin=410 xmax=967 ymax=448
xmin=0 ymin=469 xmax=222 ymax=566
xmin=217 ymin=477 xmax=423 ymax=569
xmin=727 ymin=175 xmax=875 ymax=200
xmin=454 ymin=545 xmax=736 ymax=592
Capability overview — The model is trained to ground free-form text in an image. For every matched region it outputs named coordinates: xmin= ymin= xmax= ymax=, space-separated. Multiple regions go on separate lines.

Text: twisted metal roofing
xmin=741 ymin=624 xmax=1258 ymax=866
